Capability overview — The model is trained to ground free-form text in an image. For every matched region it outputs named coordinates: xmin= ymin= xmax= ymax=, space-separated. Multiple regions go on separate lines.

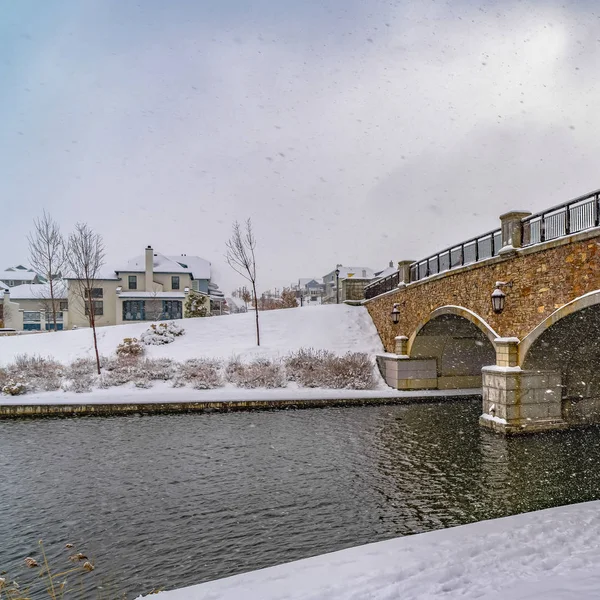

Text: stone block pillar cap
xmin=395 ymin=335 xmax=409 ymax=341
xmin=499 ymin=211 xmax=532 ymax=221
xmin=494 ymin=337 xmax=520 ymax=344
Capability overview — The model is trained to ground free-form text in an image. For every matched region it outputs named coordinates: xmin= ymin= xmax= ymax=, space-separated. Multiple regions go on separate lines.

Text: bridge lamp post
xmin=391 ymin=303 xmax=401 ymax=324
xmin=335 ymin=268 xmax=340 ymax=304
xmin=491 ymin=281 xmax=512 ymax=314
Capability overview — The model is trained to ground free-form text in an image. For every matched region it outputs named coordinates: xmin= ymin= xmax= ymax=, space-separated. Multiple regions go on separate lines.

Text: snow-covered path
xmin=150 ymin=501 xmax=600 ymax=600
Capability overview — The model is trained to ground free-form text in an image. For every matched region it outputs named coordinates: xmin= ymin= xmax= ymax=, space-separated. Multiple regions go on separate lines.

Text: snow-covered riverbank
xmin=0 ymin=305 xmax=382 ymax=365
xmin=150 ymin=501 xmax=600 ymax=600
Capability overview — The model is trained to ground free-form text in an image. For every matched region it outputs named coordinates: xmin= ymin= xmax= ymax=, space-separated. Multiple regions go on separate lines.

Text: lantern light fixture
xmin=391 ymin=303 xmax=401 ymax=324
xmin=491 ymin=281 xmax=512 ymax=314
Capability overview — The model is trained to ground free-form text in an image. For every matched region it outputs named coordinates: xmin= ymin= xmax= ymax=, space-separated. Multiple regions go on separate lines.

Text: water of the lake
xmin=2 ymin=399 xmax=600 ymax=598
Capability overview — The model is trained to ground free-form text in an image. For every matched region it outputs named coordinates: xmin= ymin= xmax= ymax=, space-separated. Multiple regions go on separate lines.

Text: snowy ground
xmin=149 ymin=501 xmax=600 ymax=600
xmin=0 ymin=305 xmax=383 ymax=365
xmin=0 ymin=383 xmax=479 ymax=405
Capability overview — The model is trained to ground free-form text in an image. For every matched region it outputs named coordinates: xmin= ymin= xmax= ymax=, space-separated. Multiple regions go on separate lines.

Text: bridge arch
xmin=519 ymin=290 xmax=600 ymax=366
xmin=408 ymin=306 xmax=498 ymax=388
xmin=407 ymin=305 xmax=499 ymax=356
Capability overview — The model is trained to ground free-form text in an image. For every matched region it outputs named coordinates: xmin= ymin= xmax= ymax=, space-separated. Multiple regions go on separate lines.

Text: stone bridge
xmin=364 ymin=188 xmax=600 ymax=434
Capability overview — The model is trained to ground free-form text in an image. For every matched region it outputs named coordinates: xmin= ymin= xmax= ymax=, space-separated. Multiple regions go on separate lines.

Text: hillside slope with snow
xmin=152 ymin=501 xmax=600 ymax=600
xmin=0 ymin=305 xmax=384 ymax=366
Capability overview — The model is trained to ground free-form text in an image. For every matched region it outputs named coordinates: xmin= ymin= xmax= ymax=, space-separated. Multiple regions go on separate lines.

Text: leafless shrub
xmin=100 ymin=355 xmax=143 ymax=387
xmin=116 ymin=337 xmax=145 ymax=357
xmin=65 ymin=357 xmax=98 ymax=379
xmin=142 ymin=358 xmax=177 ymax=381
xmin=226 ymin=357 xmax=285 ymax=389
xmin=69 ymin=375 xmax=94 ymax=393
xmin=174 ymin=359 xmax=223 ymax=389
xmin=285 ymin=348 xmax=375 ymax=389
xmin=6 ymin=354 xmax=64 ymax=392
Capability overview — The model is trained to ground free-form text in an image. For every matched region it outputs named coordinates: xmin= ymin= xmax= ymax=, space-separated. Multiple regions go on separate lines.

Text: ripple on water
xmin=2 ymin=401 xmax=600 ymax=598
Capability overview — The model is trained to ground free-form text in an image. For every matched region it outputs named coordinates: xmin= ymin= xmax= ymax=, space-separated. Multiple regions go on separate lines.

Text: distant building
xmin=1 ymin=281 xmax=67 ymax=330
xmin=296 ymin=278 xmax=326 ymax=304
xmin=322 ymin=265 xmax=375 ymax=303
xmin=0 ymin=265 xmax=43 ymax=287
xmin=2 ymin=246 xmax=220 ymax=331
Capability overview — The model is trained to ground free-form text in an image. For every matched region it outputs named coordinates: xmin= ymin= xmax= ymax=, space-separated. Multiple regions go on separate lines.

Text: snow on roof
xmin=116 ymin=252 xmax=211 ymax=280
xmin=373 ymin=266 xmax=398 ymax=279
xmin=325 ymin=266 xmax=376 ymax=280
xmin=5 ymin=282 xmax=67 ymax=300
xmin=299 ymin=278 xmax=323 ymax=287
xmin=0 ymin=270 xmax=37 ymax=281
xmin=166 ymin=255 xmax=211 ymax=280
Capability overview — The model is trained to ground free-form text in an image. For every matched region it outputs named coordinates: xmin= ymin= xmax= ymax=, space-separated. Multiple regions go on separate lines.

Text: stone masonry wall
xmin=367 ymin=232 xmax=600 ymax=352
xmin=341 ymin=278 xmax=371 ymax=302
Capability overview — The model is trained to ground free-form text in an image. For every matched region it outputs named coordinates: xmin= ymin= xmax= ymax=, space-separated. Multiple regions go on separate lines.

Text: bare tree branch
xmin=27 ymin=211 xmax=67 ymax=332
xmin=225 ymin=219 xmax=260 ymax=346
xmin=65 ymin=223 xmax=106 ymax=374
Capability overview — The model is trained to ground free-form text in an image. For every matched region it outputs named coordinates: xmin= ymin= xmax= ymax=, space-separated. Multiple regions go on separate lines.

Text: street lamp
xmin=335 ymin=268 xmax=340 ymax=304
xmin=391 ymin=303 xmax=401 ymax=324
xmin=491 ymin=281 xmax=511 ymax=314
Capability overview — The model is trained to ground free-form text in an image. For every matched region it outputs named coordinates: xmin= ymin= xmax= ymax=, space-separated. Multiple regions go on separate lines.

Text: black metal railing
xmin=364 ymin=188 xmax=600 ymax=300
xmin=409 ymin=228 xmax=502 ymax=283
xmin=364 ymin=271 xmax=400 ymax=299
xmin=522 ymin=189 xmax=600 ymax=246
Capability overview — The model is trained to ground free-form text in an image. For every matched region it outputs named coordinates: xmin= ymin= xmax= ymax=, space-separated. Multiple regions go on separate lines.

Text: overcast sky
xmin=2 ymin=0 xmax=599 ymax=293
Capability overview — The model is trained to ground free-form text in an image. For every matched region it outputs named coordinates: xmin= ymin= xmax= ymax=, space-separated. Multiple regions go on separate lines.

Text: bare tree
xmin=28 ymin=212 xmax=67 ymax=332
xmin=226 ymin=219 xmax=260 ymax=345
xmin=66 ymin=223 xmax=105 ymax=374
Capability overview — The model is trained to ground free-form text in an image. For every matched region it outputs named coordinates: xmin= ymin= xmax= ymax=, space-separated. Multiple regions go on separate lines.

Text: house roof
xmin=115 ymin=252 xmax=211 ymax=280
xmin=0 ymin=270 xmax=37 ymax=282
xmin=299 ymin=278 xmax=323 ymax=287
xmin=324 ymin=266 xmax=375 ymax=280
xmin=373 ymin=266 xmax=398 ymax=279
xmin=4 ymin=282 xmax=67 ymax=300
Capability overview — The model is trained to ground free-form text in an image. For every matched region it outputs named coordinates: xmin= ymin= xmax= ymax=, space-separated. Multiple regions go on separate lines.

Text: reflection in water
xmin=1 ymin=401 xmax=600 ymax=597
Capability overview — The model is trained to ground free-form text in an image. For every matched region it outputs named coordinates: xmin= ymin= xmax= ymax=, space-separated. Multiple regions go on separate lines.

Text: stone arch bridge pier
xmin=364 ymin=188 xmax=600 ymax=434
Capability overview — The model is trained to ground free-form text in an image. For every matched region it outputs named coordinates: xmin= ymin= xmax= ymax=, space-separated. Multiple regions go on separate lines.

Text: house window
xmin=23 ymin=311 xmax=41 ymax=322
xmin=128 ymin=275 xmax=137 ymax=290
xmin=123 ymin=300 xmax=146 ymax=321
xmin=172 ymin=276 xmax=180 ymax=290
xmin=85 ymin=288 xmax=103 ymax=299
xmin=85 ymin=301 xmax=104 ymax=316
xmin=192 ymin=279 xmax=199 ymax=291
xmin=162 ymin=300 xmax=182 ymax=320
xmin=59 ymin=301 xmax=68 ymax=311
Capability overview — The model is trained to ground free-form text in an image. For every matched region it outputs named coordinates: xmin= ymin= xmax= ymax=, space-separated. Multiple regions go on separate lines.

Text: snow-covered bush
xmin=66 ymin=358 xmax=98 ymax=378
xmin=285 ymin=348 xmax=375 ymax=389
xmin=116 ymin=337 xmax=145 ymax=357
xmin=69 ymin=375 xmax=94 ymax=393
xmin=6 ymin=354 xmax=64 ymax=392
xmin=174 ymin=359 xmax=223 ymax=389
xmin=142 ymin=358 xmax=177 ymax=381
xmin=326 ymin=352 xmax=375 ymax=389
xmin=140 ymin=322 xmax=185 ymax=346
xmin=100 ymin=356 xmax=142 ymax=387
xmin=285 ymin=348 xmax=336 ymax=388
xmin=226 ymin=358 xmax=286 ymax=389
xmin=2 ymin=379 xmax=27 ymax=396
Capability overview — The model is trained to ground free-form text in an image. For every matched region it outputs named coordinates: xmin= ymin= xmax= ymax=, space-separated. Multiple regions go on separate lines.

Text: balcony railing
xmin=522 ymin=189 xmax=600 ymax=246
xmin=364 ymin=271 xmax=400 ymax=300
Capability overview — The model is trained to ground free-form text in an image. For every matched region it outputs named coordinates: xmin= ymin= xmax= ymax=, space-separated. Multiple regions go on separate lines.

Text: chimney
xmin=145 ymin=246 xmax=154 ymax=292
xmin=389 ymin=260 xmax=394 ymax=268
